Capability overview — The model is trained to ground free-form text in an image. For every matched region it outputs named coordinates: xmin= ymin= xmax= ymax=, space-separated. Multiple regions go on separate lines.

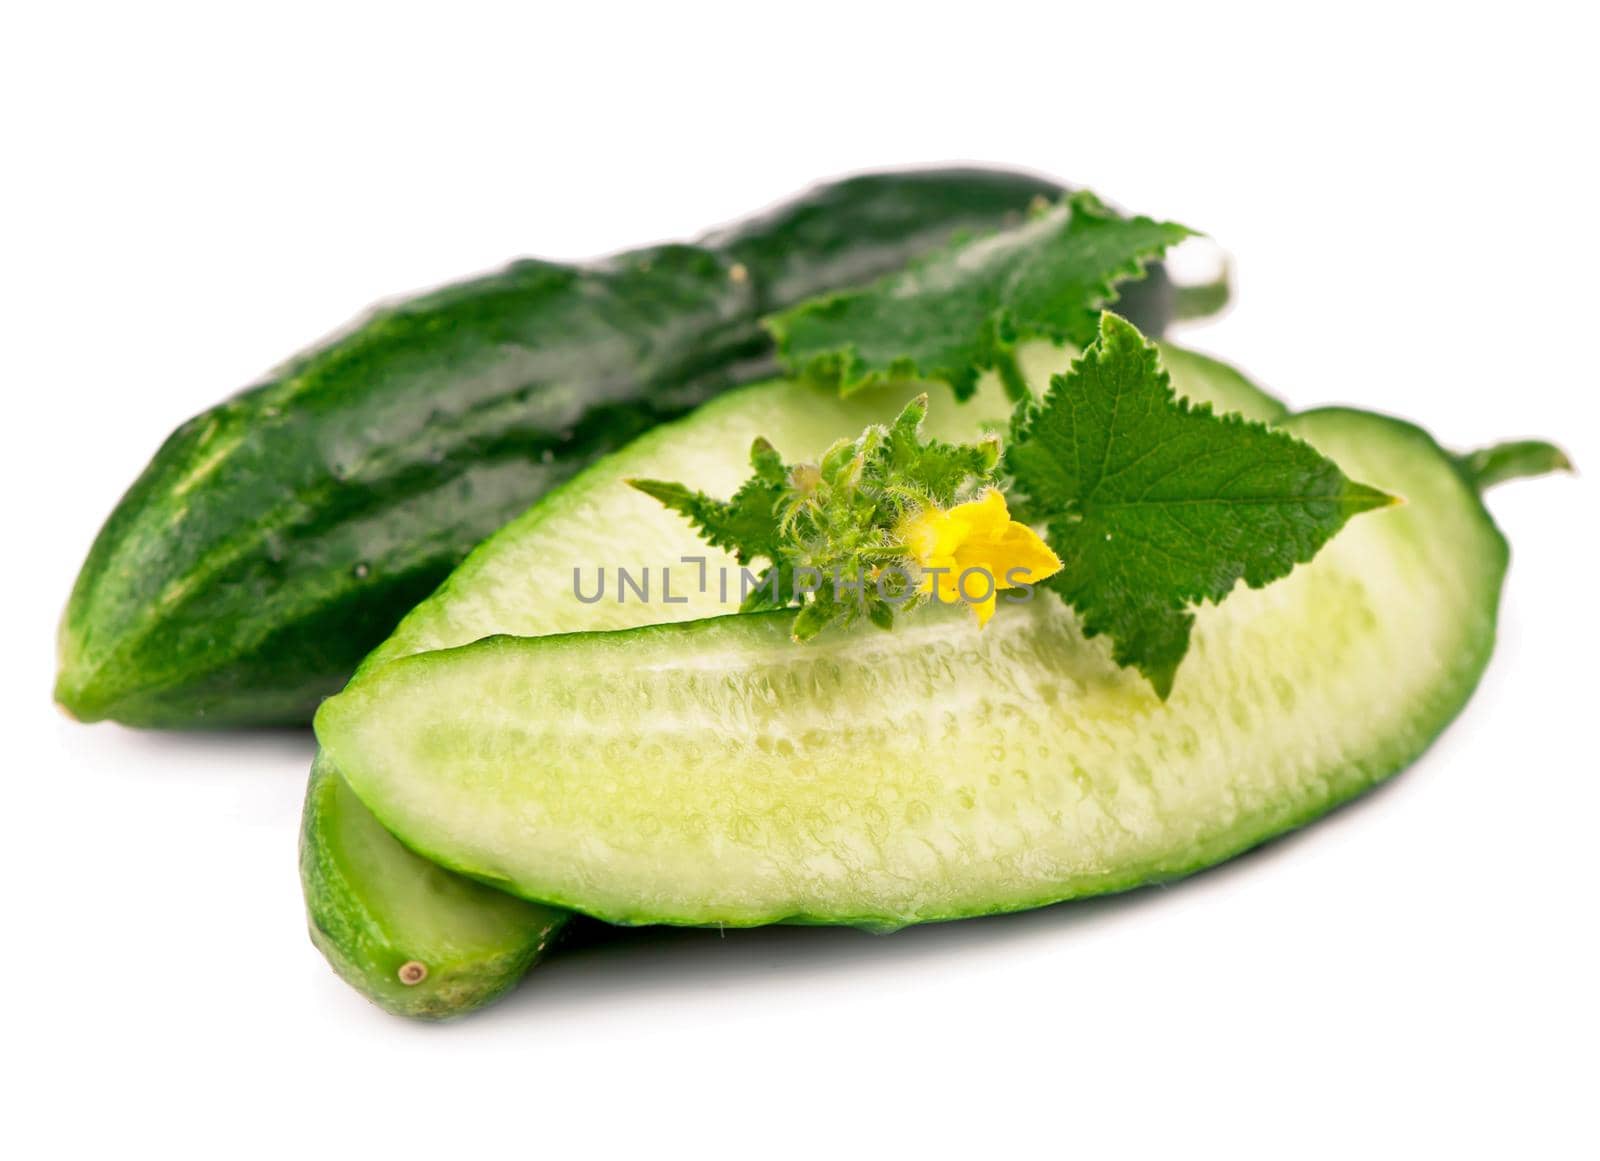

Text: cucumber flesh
xmin=317 ymin=405 xmax=1508 ymax=931
xmin=302 ymin=340 xmax=1286 ymax=1010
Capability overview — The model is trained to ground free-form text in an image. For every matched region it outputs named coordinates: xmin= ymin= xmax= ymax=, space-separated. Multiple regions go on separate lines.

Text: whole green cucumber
xmin=61 ymin=168 xmax=1180 ymax=728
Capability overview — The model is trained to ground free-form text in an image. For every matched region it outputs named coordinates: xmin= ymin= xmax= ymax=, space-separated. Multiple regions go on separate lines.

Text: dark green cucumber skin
xmin=61 ymin=168 xmax=1179 ymax=728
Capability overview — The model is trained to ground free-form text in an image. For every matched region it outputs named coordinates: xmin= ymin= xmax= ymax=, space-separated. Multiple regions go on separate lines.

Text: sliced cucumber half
xmin=301 ymin=340 xmax=1286 ymax=1011
xmin=318 ymin=407 xmax=1508 ymax=929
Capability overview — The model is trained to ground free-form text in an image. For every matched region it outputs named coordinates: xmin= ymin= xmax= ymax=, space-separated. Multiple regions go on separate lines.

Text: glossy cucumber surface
xmin=301 ymin=341 xmax=1284 ymax=1014
xmin=63 ymin=168 xmax=1181 ymax=727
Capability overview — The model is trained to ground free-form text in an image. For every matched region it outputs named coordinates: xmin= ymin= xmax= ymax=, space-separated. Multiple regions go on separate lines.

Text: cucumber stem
xmin=1458 ymin=440 xmax=1574 ymax=491
xmin=995 ymin=352 xmax=1031 ymax=404
xmin=1171 ymin=258 xmax=1233 ymax=322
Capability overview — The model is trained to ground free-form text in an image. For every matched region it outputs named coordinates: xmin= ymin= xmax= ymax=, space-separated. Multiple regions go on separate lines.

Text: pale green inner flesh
xmin=320 ymin=364 xmax=1503 ymax=930
xmin=305 ymin=337 xmax=1289 ymax=998
xmin=313 ymin=341 xmax=1245 ymax=993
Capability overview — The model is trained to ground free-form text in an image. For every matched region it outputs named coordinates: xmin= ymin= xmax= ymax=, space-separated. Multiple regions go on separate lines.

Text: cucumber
xmin=63 ymin=167 xmax=1190 ymax=728
xmin=299 ymin=752 xmax=565 ymax=1018
xmin=315 ymin=398 xmax=1518 ymax=932
xmin=302 ymin=341 xmax=1284 ymax=1014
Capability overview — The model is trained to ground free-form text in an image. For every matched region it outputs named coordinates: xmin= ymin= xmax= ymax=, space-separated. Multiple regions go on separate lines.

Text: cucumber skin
xmin=62 ymin=167 xmax=1184 ymax=728
xmin=316 ymin=409 xmax=1511 ymax=931
xmin=300 ymin=753 xmax=566 ymax=1019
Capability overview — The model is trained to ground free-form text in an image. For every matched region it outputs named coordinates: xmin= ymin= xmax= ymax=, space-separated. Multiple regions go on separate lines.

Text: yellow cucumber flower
xmin=897 ymin=489 xmax=1063 ymax=626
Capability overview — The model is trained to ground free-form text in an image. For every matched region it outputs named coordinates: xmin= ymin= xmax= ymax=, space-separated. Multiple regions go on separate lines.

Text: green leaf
xmin=766 ymin=191 xmax=1192 ymax=402
xmin=739 ymin=562 xmax=798 ymax=613
xmin=881 ymin=394 xmax=1001 ymax=506
xmin=1007 ymin=313 xmax=1395 ymax=698
xmin=628 ymin=438 xmax=786 ymax=565
xmin=632 ymin=396 xmax=1006 ymax=639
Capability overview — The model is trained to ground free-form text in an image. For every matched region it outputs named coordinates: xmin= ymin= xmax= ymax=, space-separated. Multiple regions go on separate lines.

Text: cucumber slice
xmin=302 ymin=341 xmax=1287 ymax=1010
xmin=316 ymin=406 xmax=1508 ymax=931
xmin=300 ymin=753 xmax=565 ymax=1017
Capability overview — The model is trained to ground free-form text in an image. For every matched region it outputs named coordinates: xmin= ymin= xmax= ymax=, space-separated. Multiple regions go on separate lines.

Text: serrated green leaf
xmin=628 ymin=438 xmax=786 ymax=565
xmin=634 ymin=395 xmax=1009 ymax=639
xmin=766 ymin=191 xmax=1192 ymax=402
xmin=1007 ymin=313 xmax=1395 ymax=698
xmin=881 ymin=394 xmax=1001 ymax=505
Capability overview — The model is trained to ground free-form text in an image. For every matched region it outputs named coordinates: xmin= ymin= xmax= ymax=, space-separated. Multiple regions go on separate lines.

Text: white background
xmin=5 ymin=3 xmax=1597 ymax=1158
